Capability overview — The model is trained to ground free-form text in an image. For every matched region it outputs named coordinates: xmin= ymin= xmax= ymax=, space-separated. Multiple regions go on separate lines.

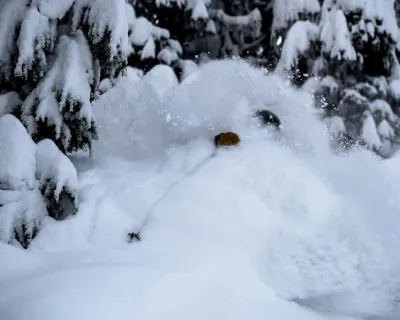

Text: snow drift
xmin=1 ymin=59 xmax=400 ymax=320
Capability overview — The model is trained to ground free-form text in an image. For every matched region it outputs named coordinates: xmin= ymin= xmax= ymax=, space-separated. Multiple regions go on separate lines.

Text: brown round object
xmin=214 ymin=132 xmax=241 ymax=147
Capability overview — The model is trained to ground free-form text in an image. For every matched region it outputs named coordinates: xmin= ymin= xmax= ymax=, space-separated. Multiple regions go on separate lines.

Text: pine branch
xmin=208 ymin=8 xmax=261 ymax=28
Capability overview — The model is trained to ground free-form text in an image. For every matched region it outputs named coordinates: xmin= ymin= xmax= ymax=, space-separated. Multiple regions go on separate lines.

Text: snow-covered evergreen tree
xmin=0 ymin=0 xmax=134 ymax=154
xmin=0 ymin=114 xmax=78 ymax=249
xmin=129 ymin=0 xmax=263 ymax=63
xmin=278 ymin=0 xmax=400 ymax=157
xmin=128 ymin=16 xmax=183 ymax=72
xmin=271 ymin=0 xmax=321 ymax=66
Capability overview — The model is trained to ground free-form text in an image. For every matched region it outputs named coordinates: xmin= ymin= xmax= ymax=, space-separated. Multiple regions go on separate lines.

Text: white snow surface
xmin=2 ymin=60 xmax=400 ymax=320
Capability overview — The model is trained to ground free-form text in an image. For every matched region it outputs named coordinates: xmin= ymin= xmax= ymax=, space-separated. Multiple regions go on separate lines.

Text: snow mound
xmin=143 ymin=64 xmax=179 ymax=98
xmin=0 ymin=114 xmax=36 ymax=190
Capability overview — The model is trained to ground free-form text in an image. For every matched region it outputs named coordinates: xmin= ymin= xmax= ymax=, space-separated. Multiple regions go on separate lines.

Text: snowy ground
xmin=1 ymin=60 xmax=400 ymax=320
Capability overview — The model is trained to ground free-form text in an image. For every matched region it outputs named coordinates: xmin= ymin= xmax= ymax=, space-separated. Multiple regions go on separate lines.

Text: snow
xmin=0 ymin=0 xmax=29 ymax=78
xmin=370 ymin=99 xmax=396 ymax=121
xmin=168 ymin=39 xmax=183 ymax=55
xmin=0 ymin=114 xmax=36 ymax=191
xmin=0 ymin=188 xmax=47 ymax=248
xmin=35 ymin=139 xmax=79 ymax=204
xmin=191 ymin=0 xmax=209 ymax=20
xmin=0 ymin=115 xmax=45 ymax=248
xmin=3 ymin=59 xmax=400 ymax=319
xmin=364 ymin=0 xmax=399 ymax=41
xmin=272 ymin=0 xmax=321 ymax=31
xmin=341 ymin=88 xmax=369 ymax=106
xmin=130 ymin=17 xmax=170 ymax=47
xmin=157 ymin=47 xmax=177 ymax=65
xmin=80 ymin=0 xmax=131 ymax=60
xmin=389 ymin=79 xmax=400 ymax=100
xmin=321 ymin=8 xmax=356 ymax=61
xmin=38 ymin=0 xmax=75 ymax=19
xmin=144 ymin=64 xmax=179 ymax=97
xmin=278 ymin=20 xmax=319 ymax=69
xmin=320 ymin=76 xmax=339 ymax=96
xmin=22 ymin=30 xmax=94 ymax=147
xmin=206 ymin=19 xmax=217 ymax=34
xmin=130 ymin=17 xmax=153 ymax=46
xmin=209 ymin=8 xmax=262 ymax=29
xmin=361 ymin=111 xmax=382 ymax=149
xmin=15 ymin=6 xmax=52 ymax=78
xmin=98 ymin=78 xmax=113 ymax=94
xmin=161 ymin=59 xmax=329 ymax=154
xmin=125 ymin=2 xmax=136 ymax=31
xmin=178 ymin=59 xmax=199 ymax=81
xmin=338 ymin=0 xmax=365 ymax=14
xmin=141 ymin=38 xmax=156 ymax=60
xmin=0 ymin=91 xmax=22 ymax=117
xmin=323 ymin=116 xmax=346 ymax=135
xmin=378 ymin=119 xmax=395 ymax=139
xmin=93 ymin=69 xmax=167 ymax=160
xmin=373 ymin=77 xmax=388 ymax=97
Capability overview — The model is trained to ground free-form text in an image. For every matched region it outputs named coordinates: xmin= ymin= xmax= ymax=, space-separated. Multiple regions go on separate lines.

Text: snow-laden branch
xmin=0 ymin=0 xmax=30 ymax=79
xmin=208 ymin=8 xmax=262 ymax=28
xmin=272 ymin=0 xmax=320 ymax=31
xmin=278 ymin=20 xmax=319 ymax=69
xmin=321 ymin=8 xmax=356 ymax=61
xmin=72 ymin=0 xmax=131 ymax=60
xmin=15 ymin=6 xmax=56 ymax=79
xmin=21 ymin=30 xmax=97 ymax=154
